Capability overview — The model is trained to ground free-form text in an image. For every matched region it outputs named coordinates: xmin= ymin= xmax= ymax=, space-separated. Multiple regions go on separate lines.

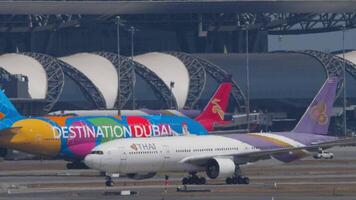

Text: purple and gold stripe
xmin=226 ymin=133 xmax=309 ymax=162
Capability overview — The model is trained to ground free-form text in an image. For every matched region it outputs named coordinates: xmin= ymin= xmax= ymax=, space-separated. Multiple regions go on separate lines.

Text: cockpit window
xmin=90 ymin=150 xmax=104 ymax=155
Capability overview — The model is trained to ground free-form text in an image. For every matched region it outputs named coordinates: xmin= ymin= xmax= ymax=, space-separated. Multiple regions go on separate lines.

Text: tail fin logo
xmin=310 ymin=102 xmax=328 ymax=125
xmin=212 ymin=99 xmax=224 ymax=120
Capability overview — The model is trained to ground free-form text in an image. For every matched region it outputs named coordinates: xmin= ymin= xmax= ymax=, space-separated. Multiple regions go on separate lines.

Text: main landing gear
xmin=225 ymin=176 xmax=249 ymax=184
xmin=225 ymin=166 xmax=249 ymax=185
xmin=105 ymin=175 xmax=114 ymax=187
xmin=182 ymin=172 xmax=206 ymax=185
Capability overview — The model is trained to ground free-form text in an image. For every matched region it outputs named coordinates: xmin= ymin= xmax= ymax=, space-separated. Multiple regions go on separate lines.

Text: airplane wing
xmin=180 ymin=137 xmax=356 ymax=165
xmin=208 ymin=129 xmax=247 ymax=135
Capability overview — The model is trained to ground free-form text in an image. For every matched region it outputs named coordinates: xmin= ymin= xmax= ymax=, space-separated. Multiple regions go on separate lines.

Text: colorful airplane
xmin=85 ymin=77 xmax=356 ymax=186
xmin=50 ymin=109 xmax=202 ymax=120
xmin=49 ymin=81 xmax=233 ymax=132
xmin=0 ymin=81 xmax=231 ymax=169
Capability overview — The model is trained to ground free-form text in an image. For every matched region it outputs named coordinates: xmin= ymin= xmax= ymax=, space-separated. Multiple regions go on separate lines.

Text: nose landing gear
xmin=182 ymin=172 xmax=206 ymax=185
xmin=105 ymin=176 xmax=114 ymax=187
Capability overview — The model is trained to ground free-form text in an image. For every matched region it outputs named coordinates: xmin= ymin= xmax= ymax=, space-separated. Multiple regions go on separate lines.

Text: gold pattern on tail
xmin=212 ymin=99 xmax=225 ymax=120
xmin=310 ymin=102 xmax=328 ymax=125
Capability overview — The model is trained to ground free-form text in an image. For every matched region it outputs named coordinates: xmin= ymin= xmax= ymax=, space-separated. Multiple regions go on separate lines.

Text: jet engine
xmin=206 ymin=158 xmax=235 ymax=179
xmin=66 ymin=162 xmax=89 ymax=169
xmin=127 ymin=172 xmax=157 ymax=180
xmin=0 ymin=148 xmax=7 ymax=158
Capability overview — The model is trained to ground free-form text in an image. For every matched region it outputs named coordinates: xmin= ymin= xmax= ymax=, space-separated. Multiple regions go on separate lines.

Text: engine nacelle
xmin=206 ymin=157 xmax=235 ymax=179
xmin=0 ymin=148 xmax=8 ymax=158
xmin=66 ymin=162 xmax=89 ymax=169
xmin=127 ymin=172 xmax=157 ymax=180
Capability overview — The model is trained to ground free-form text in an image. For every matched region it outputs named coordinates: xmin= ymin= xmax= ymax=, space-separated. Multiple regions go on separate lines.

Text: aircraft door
xmin=117 ymin=146 xmax=127 ymax=173
xmin=161 ymin=145 xmax=171 ymax=169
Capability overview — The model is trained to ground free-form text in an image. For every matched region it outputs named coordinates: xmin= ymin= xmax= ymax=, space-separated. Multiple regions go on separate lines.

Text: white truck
xmin=313 ymin=149 xmax=334 ymax=159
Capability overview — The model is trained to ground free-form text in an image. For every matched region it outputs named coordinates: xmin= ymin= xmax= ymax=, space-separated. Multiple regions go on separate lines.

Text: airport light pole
xmin=245 ymin=23 xmax=250 ymax=133
xmin=342 ymin=24 xmax=347 ymax=136
xmin=116 ymin=16 xmax=121 ymax=115
xmin=130 ymin=26 xmax=136 ymax=110
xmin=170 ymin=81 xmax=175 ymax=109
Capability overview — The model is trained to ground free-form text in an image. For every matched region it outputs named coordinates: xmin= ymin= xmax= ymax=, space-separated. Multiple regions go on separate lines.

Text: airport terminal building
xmin=0 ymin=1 xmax=355 ymax=133
xmin=0 ymin=50 xmax=355 ymax=133
xmin=1 ymin=2 xmax=356 ymax=199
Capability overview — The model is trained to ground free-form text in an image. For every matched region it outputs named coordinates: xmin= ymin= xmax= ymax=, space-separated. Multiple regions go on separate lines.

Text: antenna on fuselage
xmin=182 ymin=122 xmax=190 ymax=136
xmin=116 ymin=16 xmax=121 ymax=116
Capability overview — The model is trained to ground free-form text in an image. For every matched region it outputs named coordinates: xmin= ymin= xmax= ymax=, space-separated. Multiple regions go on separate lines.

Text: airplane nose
xmin=84 ymin=155 xmax=97 ymax=169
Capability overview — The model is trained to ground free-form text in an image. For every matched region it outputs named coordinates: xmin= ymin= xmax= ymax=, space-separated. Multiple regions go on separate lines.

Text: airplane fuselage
xmin=85 ymin=133 xmax=338 ymax=175
xmin=0 ymin=115 xmax=207 ymax=160
xmin=87 ymin=135 xmax=248 ymax=174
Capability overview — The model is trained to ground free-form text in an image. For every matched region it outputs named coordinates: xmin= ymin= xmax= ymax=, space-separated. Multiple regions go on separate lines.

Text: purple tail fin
xmin=292 ymin=77 xmax=339 ymax=135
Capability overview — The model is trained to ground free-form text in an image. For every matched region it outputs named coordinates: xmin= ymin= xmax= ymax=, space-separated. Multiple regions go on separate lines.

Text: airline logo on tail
xmin=211 ymin=99 xmax=224 ymax=120
xmin=310 ymin=102 xmax=328 ymax=125
xmin=292 ymin=77 xmax=338 ymax=135
xmin=195 ymin=81 xmax=232 ymax=131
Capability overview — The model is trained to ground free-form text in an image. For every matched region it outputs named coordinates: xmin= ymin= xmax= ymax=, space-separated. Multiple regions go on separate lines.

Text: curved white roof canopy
xmin=0 ymin=53 xmax=47 ymax=99
xmin=59 ymin=53 xmax=118 ymax=108
xmin=337 ymin=51 xmax=356 ymax=64
xmin=134 ymin=52 xmax=189 ymax=108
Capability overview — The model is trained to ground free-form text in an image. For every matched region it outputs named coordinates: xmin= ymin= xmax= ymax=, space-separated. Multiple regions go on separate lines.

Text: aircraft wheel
xmin=190 ymin=176 xmax=198 ymax=184
xmin=243 ymin=177 xmax=250 ymax=184
xmin=105 ymin=180 xmax=114 ymax=187
xmin=232 ymin=177 xmax=239 ymax=184
xmin=182 ymin=177 xmax=189 ymax=185
xmin=226 ymin=177 xmax=233 ymax=184
xmin=198 ymin=177 xmax=206 ymax=185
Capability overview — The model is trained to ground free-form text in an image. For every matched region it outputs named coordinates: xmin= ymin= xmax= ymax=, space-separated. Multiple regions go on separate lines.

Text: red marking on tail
xmin=0 ymin=112 xmax=5 ymax=120
xmin=195 ymin=82 xmax=232 ymax=131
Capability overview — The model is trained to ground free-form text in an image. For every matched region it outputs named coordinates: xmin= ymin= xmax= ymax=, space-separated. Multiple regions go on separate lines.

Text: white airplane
xmin=84 ymin=77 xmax=355 ymax=186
